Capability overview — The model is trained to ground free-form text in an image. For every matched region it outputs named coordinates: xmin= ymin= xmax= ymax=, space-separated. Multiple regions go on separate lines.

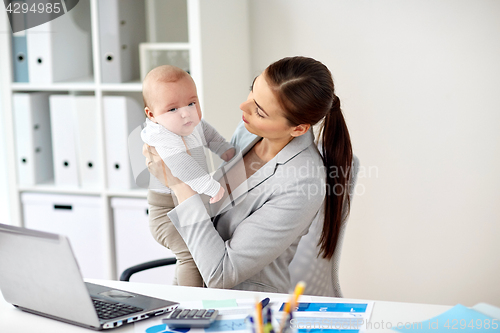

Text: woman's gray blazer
xmin=168 ymin=121 xmax=326 ymax=293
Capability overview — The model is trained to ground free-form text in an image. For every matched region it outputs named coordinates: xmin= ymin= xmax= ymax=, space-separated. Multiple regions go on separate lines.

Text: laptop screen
xmin=0 ymin=224 xmax=100 ymax=327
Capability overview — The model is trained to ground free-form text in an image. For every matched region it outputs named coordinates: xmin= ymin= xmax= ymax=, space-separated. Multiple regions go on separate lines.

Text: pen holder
xmin=246 ymin=309 xmax=297 ymax=333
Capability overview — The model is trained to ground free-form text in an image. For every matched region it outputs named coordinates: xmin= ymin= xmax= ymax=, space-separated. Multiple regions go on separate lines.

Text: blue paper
xmin=393 ymin=304 xmax=499 ymax=332
xmin=145 ymin=324 xmax=190 ymax=333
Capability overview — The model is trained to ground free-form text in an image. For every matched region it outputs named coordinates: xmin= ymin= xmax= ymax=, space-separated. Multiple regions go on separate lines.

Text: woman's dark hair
xmin=265 ymin=56 xmax=353 ymax=259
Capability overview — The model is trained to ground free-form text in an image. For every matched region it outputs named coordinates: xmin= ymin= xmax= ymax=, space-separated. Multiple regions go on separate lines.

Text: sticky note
xmin=202 ymin=299 xmax=238 ymax=309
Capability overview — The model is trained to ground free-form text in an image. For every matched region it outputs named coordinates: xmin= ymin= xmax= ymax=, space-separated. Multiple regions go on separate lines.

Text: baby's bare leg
xmin=164 ymin=226 xmax=204 ymax=287
xmin=147 ymin=190 xmax=203 ymax=287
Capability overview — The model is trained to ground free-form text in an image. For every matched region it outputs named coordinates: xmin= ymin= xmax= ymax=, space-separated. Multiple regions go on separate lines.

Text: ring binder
xmin=98 ymin=0 xmax=146 ymax=83
xmin=49 ymin=95 xmax=80 ymax=187
xmin=103 ymin=96 xmax=145 ymax=190
xmin=13 ymin=93 xmax=53 ymax=186
xmin=26 ymin=2 xmax=91 ymax=83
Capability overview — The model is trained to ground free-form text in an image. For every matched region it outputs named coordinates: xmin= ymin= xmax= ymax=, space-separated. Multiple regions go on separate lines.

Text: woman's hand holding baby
xmin=221 ymin=148 xmax=235 ymax=162
xmin=143 ymin=144 xmax=166 ymax=183
xmin=143 ymin=143 xmax=227 ymax=205
xmin=210 ymin=187 xmax=225 ymax=203
xmin=143 ymin=143 xmax=196 ymax=204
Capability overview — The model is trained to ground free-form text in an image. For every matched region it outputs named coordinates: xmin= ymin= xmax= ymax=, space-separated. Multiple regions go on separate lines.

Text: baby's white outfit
xmin=141 ymin=118 xmax=233 ymax=196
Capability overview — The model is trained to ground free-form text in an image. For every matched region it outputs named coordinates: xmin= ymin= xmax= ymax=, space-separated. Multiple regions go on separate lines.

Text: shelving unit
xmin=0 ymin=0 xmax=251 ymax=280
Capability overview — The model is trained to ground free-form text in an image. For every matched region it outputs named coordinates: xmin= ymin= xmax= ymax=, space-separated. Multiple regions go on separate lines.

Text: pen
xmin=278 ymin=281 xmax=306 ymax=333
xmin=263 ymin=307 xmax=274 ymax=333
xmin=260 ymin=297 xmax=270 ymax=309
xmin=248 ymin=316 xmax=256 ymax=333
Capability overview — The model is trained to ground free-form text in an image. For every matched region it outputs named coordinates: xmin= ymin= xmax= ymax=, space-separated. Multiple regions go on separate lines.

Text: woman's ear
xmin=290 ymin=123 xmax=311 ymax=137
xmin=144 ymin=107 xmax=154 ymax=120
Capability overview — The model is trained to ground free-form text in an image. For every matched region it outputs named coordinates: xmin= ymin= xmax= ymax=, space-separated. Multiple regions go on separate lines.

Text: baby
xmin=141 ymin=65 xmax=234 ymax=287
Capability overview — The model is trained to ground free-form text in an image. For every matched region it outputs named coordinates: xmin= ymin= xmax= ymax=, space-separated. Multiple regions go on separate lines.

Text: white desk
xmin=0 ymin=279 xmax=451 ymax=332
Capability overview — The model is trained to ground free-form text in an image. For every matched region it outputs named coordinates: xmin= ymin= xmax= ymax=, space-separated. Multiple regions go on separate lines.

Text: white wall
xmin=249 ymin=0 xmax=500 ymax=306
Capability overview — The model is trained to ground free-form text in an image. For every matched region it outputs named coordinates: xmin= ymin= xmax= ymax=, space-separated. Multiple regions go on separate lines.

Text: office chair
xmin=119 ymin=258 xmax=176 ymax=282
xmin=121 ymin=156 xmax=359 ymax=297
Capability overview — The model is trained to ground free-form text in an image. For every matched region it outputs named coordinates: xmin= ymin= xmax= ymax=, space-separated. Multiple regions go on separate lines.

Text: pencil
xmin=290 ymin=281 xmax=306 ymax=311
xmin=256 ymin=297 xmax=264 ymax=333
xmin=278 ymin=281 xmax=306 ymax=333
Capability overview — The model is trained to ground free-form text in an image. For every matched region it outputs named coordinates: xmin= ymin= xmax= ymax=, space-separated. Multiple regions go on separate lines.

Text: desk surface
xmin=0 ymin=279 xmax=451 ymax=332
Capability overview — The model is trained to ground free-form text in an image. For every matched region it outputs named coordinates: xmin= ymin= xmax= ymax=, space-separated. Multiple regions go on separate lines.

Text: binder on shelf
xmin=103 ymin=96 xmax=145 ymax=190
xmin=11 ymin=1 xmax=28 ymax=82
xmin=13 ymin=93 xmax=53 ymax=186
xmin=97 ymin=0 xmax=146 ymax=83
xmin=74 ymin=96 xmax=101 ymax=189
xmin=26 ymin=2 xmax=92 ymax=83
xmin=49 ymin=95 xmax=79 ymax=187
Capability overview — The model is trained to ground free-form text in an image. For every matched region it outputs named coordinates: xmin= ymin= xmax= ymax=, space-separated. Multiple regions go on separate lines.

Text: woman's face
xmin=239 ymin=73 xmax=295 ymax=140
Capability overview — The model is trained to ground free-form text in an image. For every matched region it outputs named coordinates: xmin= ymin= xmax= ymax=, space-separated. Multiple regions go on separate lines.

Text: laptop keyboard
xmin=92 ymin=298 xmax=143 ymax=320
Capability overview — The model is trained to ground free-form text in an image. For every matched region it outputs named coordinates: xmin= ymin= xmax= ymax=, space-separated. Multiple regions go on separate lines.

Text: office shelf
xmin=18 ymin=184 xmax=102 ymax=196
xmin=0 ymin=0 xmax=250 ymax=281
xmin=100 ymin=82 xmax=143 ymax=92
xmin=11 ymin=76 xmax=96 ymax=91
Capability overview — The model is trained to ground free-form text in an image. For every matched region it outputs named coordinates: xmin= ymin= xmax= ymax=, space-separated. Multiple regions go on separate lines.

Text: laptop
xmin=0 ymin=223 xmax=178 ymax=330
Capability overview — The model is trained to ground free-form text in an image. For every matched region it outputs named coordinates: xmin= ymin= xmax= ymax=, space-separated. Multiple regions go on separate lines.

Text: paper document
xmin=278 ymin=301 xmax=374 ymax=332
xmin=135 ymin=298 xmax=373 ymax=333
xmin=134 ymin=300 xmax=254 ymax=333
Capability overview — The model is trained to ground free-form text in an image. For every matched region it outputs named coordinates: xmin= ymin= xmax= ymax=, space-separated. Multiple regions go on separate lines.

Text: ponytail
xmin=318 ymin=97 xmax=353 ymax=259
xmin=264 ymin=56 xmax=353 ymax=260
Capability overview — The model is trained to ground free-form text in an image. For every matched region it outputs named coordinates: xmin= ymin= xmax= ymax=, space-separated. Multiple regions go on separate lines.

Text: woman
xmin=144 ymin=56 xmax=353 ymax=294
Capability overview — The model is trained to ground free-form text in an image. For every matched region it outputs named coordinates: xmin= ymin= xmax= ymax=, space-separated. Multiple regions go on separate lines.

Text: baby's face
xmin=148 ymin=76 xmax=201 ymax=136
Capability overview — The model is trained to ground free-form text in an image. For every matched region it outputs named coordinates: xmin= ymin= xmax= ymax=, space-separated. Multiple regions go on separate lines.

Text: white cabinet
xmin=111 ymin=198 xmax=176 ymax=284
xmin=21 ymin=193 xmax=107 ymax=279
xmin=0 ymin=0 xmax=250 ymax=280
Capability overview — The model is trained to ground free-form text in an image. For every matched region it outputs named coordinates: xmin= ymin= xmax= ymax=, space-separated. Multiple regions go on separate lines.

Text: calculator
xmin=162 ymin=308 xmax=219 ymax=328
